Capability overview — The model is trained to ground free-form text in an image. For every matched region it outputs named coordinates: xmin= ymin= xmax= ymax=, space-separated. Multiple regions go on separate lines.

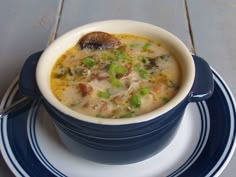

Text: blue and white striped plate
xmin=0 ymin=69 xmax=236 ymax=177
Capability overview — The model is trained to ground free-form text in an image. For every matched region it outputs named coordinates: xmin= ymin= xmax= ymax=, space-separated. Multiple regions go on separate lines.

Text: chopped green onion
xmin=97 ymin=90 xmax=110 ymax=99
xmin=116 ymin=66 xmax=128 ymax=75
xmin=133 ymin=64 xmax=148 ymax=79
xmin=130 ymin=95 xmax=141 ymax=108
xmin=120 ymin=112 xmax=133 ymax=118
xmin=114 ymin=50 xmax=124 ymax=60
xmin=83 ymin=57 xmax=94 ymax=68
xmin=96 ymin=114 xmax=105 ymax=118
xmin=142 ymin=43 xmax=151 ymax=51
xmin=133 ymin=65 xmax=140 ymax=71
xmin=109 ymin=77 xmax=121 ymax=87
xmin=162 ymin=97 xmax=169 ymax=102
xmin=139 ymin=69 xmax=148 ymax=79
xmin=129 ymin=43 xmax=139 ymax=48
xmin=109 ymin=63 xmax=128 ymax=76
xmin=114 ymin=50 xmax=130 ymax=60
xmin=108 ymin=63 xmax=117 ymax=76
xmin=138 ymin=87 xmax=150 ymax=96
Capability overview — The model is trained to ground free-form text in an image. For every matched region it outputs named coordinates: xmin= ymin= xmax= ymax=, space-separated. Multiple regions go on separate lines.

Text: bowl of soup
xmin=20 ymin=20 xmax=214 ymax=164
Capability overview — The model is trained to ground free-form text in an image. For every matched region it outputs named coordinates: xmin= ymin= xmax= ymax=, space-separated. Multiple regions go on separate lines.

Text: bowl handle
xmin=19 ymin=51 xmax=43 ymax=97
xmin=188 ymin=55 xmax=214 ymax=102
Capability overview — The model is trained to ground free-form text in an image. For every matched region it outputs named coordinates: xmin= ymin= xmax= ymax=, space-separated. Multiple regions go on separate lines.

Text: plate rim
xmin=206 ymin=68 xmax=236 ymax=177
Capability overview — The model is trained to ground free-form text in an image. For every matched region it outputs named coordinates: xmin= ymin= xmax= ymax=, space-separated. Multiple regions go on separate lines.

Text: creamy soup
xmin=50 ymin=33 xmax=181 ymax=118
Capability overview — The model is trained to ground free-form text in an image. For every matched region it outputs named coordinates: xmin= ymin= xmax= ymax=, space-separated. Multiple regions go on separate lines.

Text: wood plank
xmin=0 ymin=155 xmax=12 ymax=177
xmin=57 ymin=0 xmax=192 ymax=50
xmin=0 ymin=0 xmax=62 ymax=99
xmin=187 ymin=0 xmax=236 ymax=95
xmin=0 ymin=0 xmax=62 ymax=176
xmin=187 ymin=1 xmax=236 ymax=177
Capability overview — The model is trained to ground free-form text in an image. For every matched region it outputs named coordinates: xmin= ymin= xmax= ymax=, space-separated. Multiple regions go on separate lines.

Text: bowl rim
xmin=36 ymin=19 xmax=195 ymax=125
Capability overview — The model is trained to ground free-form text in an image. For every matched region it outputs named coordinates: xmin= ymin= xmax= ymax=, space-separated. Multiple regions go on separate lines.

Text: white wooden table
xmin=0 ymin=0 xmax=235 ymax=176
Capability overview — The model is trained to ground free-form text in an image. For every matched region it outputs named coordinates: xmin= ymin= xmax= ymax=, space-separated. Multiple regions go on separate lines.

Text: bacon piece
xmin=78 ymin=83 xmax=93 ymax=97
xmin=151 ymin=83 xmax=164 ymax=94
xmin=83 ymin=102 xmax=89 ymax=108
xmin=87 ymin=85 xmax=93 ymax=95
xmin=78 ymin=83 xmax=87 ymax=97
xmin=112 ymin=96 xmax=123 ymax=105
xmin=99 ymin=101 xmax=108 ymax=112
xmin=89 ymin=70 xmax=109 ymax=81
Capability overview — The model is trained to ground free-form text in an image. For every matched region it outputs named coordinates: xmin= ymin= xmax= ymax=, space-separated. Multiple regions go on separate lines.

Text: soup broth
xmin=50 ymin=34 xmax=181 ymax=118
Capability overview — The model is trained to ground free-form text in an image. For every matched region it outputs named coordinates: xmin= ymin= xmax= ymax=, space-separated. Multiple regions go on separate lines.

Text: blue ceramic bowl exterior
xmin=19 ymin=52 xmax=214 ymax=164
xmin=43 ymin=97 xmax=187 ymax=164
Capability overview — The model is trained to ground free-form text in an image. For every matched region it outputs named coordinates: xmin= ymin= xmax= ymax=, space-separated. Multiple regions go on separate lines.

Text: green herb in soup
xmin=50 ymin=33 xmax=181 ymax=118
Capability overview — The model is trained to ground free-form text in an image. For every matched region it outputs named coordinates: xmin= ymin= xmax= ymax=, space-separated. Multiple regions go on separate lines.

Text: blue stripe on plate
xmin=206 ymin=70 xmax=236 ymax=177
xmin=1 ymin=81 xmax=26 ymax=177
xmin=0 ymin=82 xmax=57 ymax=177
xmin=28 ymin=102 xmax=66 ymax=177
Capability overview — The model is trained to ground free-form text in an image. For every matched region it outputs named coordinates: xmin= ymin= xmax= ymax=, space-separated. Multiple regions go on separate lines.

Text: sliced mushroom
xmin=78 ymin=31 xmax=121 ymax=50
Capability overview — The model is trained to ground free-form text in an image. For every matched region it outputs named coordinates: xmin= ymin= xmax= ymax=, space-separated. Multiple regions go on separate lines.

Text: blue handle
xmin=188 ymin=55 xmax=214 ymax=102
xmin=19 ymin=51 xmax=43 ymax=97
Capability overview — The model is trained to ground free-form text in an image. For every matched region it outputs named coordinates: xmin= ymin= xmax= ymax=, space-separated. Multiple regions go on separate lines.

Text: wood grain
xmin=187 ymin=0 xmax=236 ymax=96
xmin=0 ymin=0 xmax=62 ymax=175
xmin=0 ymin=0 xmax=61 ymax=99
xmin=57 ymin=0 xmax=192 ymax=50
